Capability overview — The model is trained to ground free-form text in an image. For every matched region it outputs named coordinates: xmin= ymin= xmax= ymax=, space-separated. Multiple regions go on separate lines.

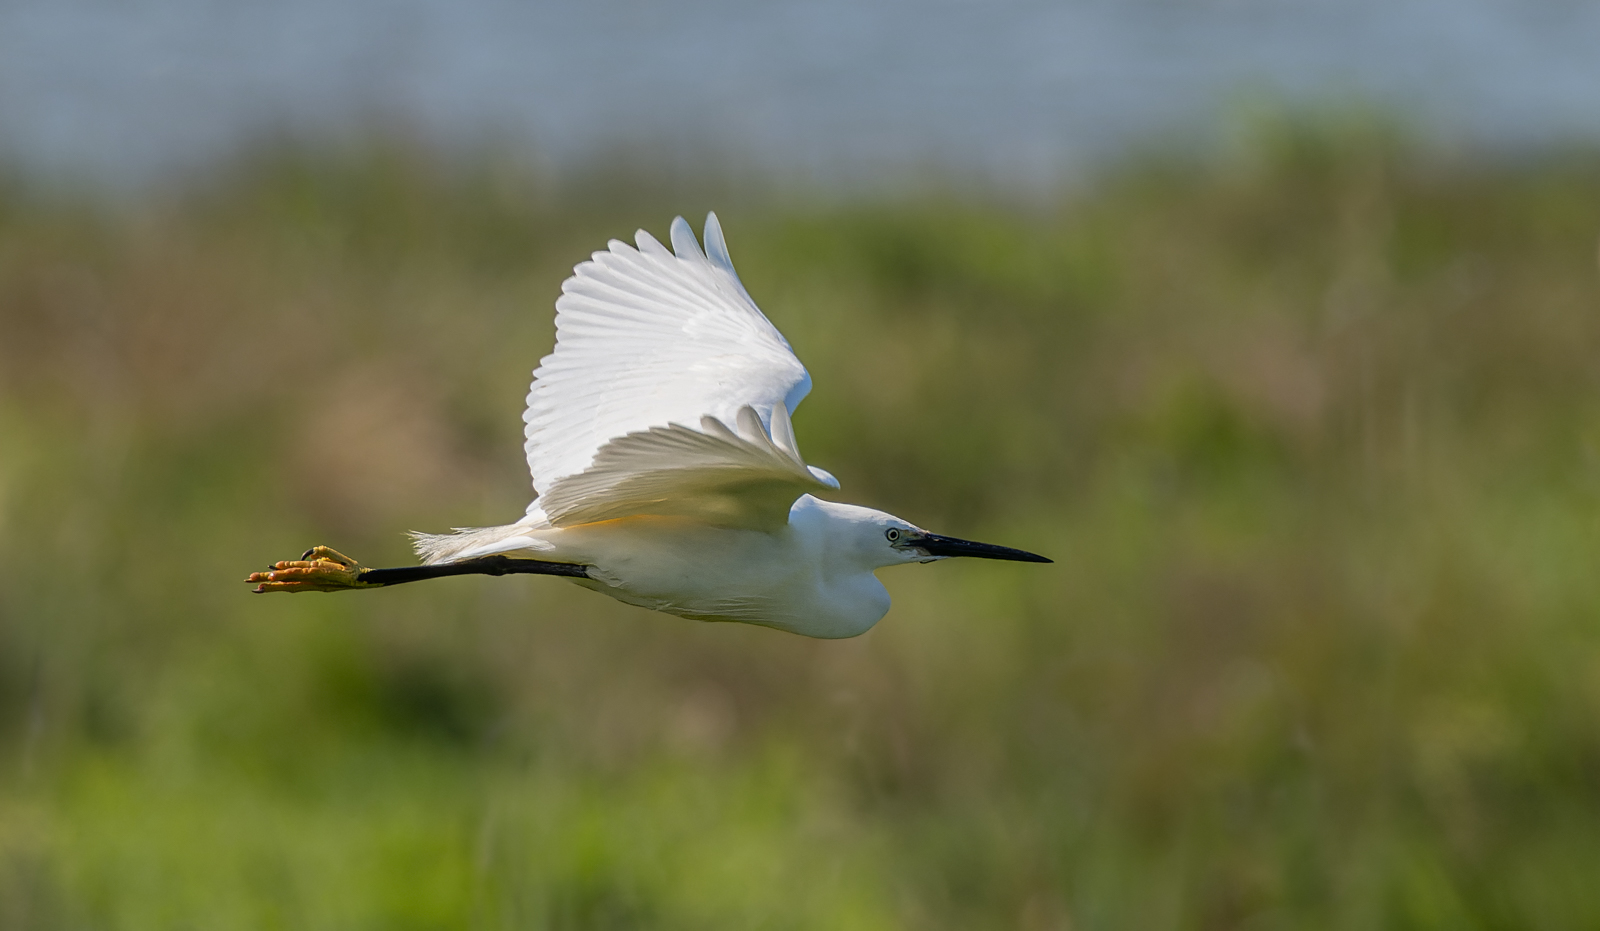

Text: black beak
xmin=915 ymin=533 xmax=1052 ymax=563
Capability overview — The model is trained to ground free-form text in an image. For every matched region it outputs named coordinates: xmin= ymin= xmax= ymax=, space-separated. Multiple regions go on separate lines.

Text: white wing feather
xmin=540 ymin=405 xmax=832 ymax=529
xmin=523 ymin=214 xmax=835 ymax=529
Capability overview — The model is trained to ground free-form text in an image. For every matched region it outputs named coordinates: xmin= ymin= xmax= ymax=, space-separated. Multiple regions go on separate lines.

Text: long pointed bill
xmin=916 ymin=533 xmax=1052 ymax=563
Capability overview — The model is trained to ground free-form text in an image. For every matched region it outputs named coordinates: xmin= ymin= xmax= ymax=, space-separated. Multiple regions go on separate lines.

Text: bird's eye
xmin=885 ymin=528 xmax=902 ymax=542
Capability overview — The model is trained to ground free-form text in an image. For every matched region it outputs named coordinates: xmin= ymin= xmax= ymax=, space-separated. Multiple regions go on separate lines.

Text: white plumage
xmin=524 ymin=214 xmax=822 ymax=499
xmin=254 ymin=214 xmax=1047 ymax=638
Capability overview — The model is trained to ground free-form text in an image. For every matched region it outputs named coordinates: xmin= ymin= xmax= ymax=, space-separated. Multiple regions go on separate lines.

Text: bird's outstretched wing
xmin=524 ymin=214 xmax=835 ymax=529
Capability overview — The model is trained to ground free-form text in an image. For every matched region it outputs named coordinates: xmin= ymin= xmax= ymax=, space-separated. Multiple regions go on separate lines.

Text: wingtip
xmin=632 ymin=229 xmax=670 ymax=259
xmin=807 ymin=465 xmax=840 ymax=489
xmin=703 ymin=212 xmax=735 ymax=271
xmin=669 ymin=215 xmax=704 ymax=260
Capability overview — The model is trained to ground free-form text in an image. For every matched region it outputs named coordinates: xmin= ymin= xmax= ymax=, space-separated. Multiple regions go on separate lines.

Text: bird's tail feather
xmin=409 ymin=525 xmax=548 ymax=565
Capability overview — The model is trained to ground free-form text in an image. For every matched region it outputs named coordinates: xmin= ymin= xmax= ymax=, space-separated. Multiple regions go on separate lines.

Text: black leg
xmin=357 ymin=555 xmax=591 ymax=587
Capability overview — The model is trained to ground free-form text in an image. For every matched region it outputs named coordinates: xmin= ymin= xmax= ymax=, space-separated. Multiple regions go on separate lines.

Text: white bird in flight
xmin=249 ymin=214 xmax=1048 ymax=638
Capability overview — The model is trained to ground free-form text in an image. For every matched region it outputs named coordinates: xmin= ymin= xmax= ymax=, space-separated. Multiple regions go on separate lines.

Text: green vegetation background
xmin=2 ymin=126 xmax=1599 ymax=929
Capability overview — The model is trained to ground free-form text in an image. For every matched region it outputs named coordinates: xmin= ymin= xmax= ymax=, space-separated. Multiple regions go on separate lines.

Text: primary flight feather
xmin=249 ymin=214 xmax=1048 ymax=638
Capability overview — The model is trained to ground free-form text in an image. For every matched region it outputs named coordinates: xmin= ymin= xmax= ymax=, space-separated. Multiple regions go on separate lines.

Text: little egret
xmin=248 ymin=214 xmax=1049 ymax=638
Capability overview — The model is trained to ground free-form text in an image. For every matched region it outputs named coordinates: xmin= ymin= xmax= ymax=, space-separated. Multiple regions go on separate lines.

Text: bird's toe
xmin=246 ymin=547 xmax=376 ymax=593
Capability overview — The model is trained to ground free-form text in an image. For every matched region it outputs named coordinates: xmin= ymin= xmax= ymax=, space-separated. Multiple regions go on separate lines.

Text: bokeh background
xmin=3 ymin=1 xmax=1600 ymax=928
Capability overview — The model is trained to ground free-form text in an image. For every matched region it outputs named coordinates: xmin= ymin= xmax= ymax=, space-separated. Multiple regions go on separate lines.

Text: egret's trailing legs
xmin=248 ymin=545 xmax=589 ymax=593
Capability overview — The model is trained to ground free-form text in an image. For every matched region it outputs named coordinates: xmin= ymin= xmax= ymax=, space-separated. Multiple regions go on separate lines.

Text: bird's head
xmin=813 ymin=500 xmax=1051 ymax=570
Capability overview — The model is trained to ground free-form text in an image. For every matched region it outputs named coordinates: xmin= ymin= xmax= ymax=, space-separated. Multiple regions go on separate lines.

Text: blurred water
xmin=1 ymin=0 xmax=1597 ymax=188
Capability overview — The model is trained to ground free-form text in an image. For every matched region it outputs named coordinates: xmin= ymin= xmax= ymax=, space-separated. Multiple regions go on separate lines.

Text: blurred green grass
xmin=2 ymin=127 xmax=1600 ymax=929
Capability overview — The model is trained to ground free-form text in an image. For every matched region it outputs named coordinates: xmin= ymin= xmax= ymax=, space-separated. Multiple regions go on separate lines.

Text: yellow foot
xmin=247 ymin=546 xmax=380 ymax=593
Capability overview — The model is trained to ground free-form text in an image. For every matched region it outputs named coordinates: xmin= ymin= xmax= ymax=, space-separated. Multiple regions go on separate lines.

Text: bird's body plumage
xmin=433 ymin=496 xmax=895 ymax=638
xmin=252 ymin=214 xmax=1047 ymax=635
